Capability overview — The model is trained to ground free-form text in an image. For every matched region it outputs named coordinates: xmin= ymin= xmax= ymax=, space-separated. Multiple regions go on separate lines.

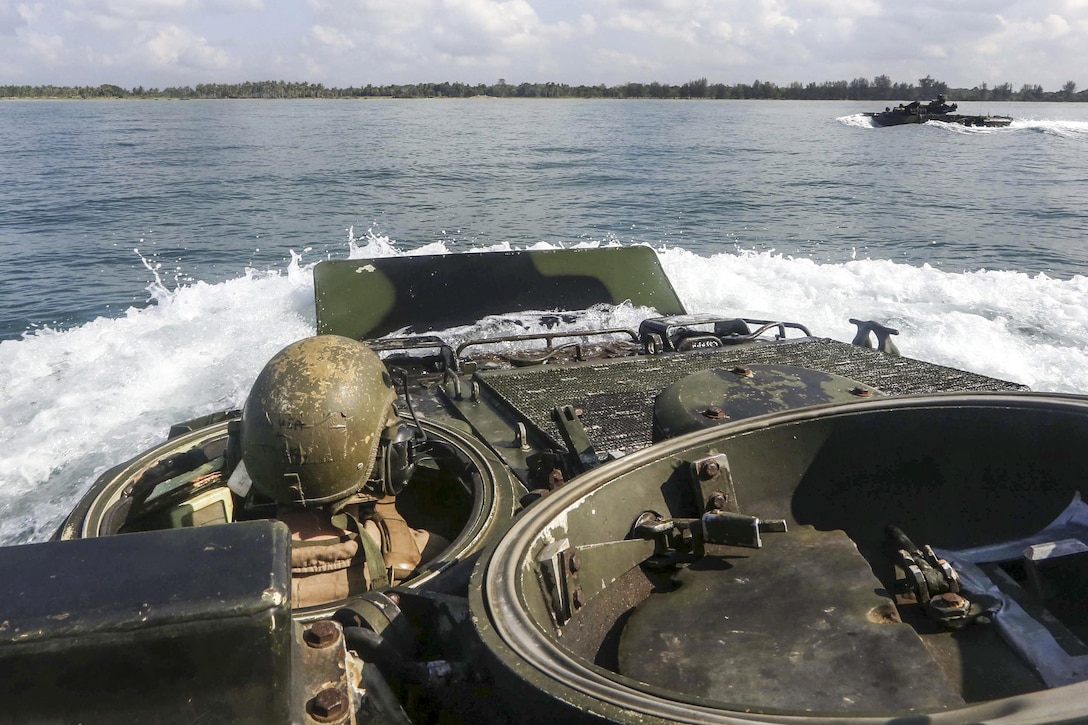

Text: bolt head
xmin=929 ymin=592 xmax=970 ymax=614
xmin=701 ymin=406 xmax=726 ymax=420
xmin=304 ymin=620 xmax=340 ymax=648
xmin=310 ymin=687 xmax=347 ymax=721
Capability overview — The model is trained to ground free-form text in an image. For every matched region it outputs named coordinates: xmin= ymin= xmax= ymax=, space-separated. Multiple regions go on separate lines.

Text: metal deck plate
xmin=477 ymin=338 xmax=1026 ymax=454
xmin=617 ymin=526 xmax=966 ymax=713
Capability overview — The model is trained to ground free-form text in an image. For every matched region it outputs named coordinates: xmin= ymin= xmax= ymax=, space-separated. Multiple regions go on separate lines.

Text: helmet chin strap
xmin=390 ymin=367 xmax=428 ymax=443
xmin=371 ymin=366 xmax=428 ymax=498
xmin=328 ymin=419 xmax=417 ymax=505
xmin=330 ymin=367 xmax=427 ymax=503
xmin=376 ymin=420 xmax=417 ymax=497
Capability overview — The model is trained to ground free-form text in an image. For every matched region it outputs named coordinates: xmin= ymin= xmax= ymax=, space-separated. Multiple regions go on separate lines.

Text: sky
xmin=1 ymin=0 xmax=1085 ymax=91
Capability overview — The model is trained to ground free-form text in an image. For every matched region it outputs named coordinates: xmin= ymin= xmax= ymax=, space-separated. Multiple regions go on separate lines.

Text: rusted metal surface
xmin=308 ymin=686 xmax=348 ymax=723
xmin=305 ymin=620 xmax=342 ymax=649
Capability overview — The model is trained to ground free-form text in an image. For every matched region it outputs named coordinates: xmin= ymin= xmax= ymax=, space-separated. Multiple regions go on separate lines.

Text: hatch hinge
xmin=886 ymin=524 xmax=997 ymax=628
xmin=536 ymin=538 xmax=583 ymax=626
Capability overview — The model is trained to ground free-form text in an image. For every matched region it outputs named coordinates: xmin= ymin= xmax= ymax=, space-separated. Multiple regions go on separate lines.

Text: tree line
xmin=1 ymin=75 xmax=1084 ymax=101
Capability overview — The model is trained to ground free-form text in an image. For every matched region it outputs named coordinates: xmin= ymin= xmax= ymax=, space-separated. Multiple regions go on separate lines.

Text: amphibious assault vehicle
xmin=3 ymin=247 xmax=1087 ymax=725
xmin=865 ymin=98 xmax=1013 ymax=128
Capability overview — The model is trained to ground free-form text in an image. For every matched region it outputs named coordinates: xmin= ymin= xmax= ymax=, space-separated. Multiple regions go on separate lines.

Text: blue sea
xmin=2 ymin=98 xmax=1088 ymax=545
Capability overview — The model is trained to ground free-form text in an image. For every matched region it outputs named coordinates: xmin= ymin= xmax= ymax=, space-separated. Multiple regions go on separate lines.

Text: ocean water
xmin=2 ymin=98 xmax=1088 ymax=545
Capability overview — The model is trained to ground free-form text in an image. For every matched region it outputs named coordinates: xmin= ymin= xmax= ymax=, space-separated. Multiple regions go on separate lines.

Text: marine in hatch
xmin=239 ymin=334 xmax=446 ymax=607
xmin=926 ymin=94 xmax=957 ymax=113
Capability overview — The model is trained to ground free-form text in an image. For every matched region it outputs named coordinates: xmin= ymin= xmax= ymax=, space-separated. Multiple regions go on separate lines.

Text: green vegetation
xmin=1 ymin=75 xmax=1084 ymax=101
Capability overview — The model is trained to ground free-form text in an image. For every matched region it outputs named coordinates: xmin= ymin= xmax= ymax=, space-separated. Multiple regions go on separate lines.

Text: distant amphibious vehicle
xmin=866 ymin=95 xmax=1013 ymax=128
xmin=5 ymin=247 xmax=1088 ymax=724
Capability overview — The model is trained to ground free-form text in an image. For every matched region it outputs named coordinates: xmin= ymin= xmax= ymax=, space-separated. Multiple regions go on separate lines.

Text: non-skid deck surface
xmin=478 ymin=338 xmax=1027 ymax=454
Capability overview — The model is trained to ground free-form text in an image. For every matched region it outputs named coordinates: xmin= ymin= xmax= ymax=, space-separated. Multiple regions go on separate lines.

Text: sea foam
xmin=2 ymin=234 xmax=1086 ymax=544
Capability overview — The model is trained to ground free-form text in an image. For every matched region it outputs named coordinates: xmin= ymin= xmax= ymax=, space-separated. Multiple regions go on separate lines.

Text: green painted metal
xmin=314 ymin=247 xmax=686 ymax=340
xmin=652 ymin=364 xmax=878 ymax=440
xmin=0 ymin=520 xmax=294 ymax=723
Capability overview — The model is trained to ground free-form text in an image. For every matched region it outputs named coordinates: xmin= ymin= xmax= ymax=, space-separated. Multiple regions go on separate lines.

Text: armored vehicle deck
xmin=2 ymin=247 xmax=1083 ymax=725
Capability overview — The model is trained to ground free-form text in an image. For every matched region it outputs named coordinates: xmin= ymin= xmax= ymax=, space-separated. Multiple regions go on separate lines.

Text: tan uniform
xmin=281 ymin=499 xmax=447 ymax=609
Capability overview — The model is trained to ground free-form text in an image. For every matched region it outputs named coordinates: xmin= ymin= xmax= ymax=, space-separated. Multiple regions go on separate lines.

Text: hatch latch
xmin=632 ymin=507 xmax=787 ymax=569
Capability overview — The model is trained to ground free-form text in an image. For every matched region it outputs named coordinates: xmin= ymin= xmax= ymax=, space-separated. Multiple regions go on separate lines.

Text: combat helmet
xmin=241 ymin=335 xmax=398 ymax=507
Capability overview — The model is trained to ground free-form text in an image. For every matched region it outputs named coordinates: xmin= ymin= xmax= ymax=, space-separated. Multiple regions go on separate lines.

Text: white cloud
xmin=21 ymin=2 xmax=44 ymax=21
xmin=69 ymin=0 xmax=262 ymax=20
xmin=70 ymin=0 xmax=196 ymax=22
xmin=1 ymin=1 xmax=39 ymax=34
xmin=22 ymin=31 xmax=65 ymax=62
xmin=428 ymin=0 xmax=578 ymax=58
xmin=592 ymin=47 xmax=662 ymax=75
xmin=298 ymin=0 xmax=591 ymax=82
xmin=145 ymin=24 xmax=230 ymax=69
xmin=919 ymin=43 xmax=948 ymax=60
xmin=598 ymin=1 xmax=811 ymax=54
xmin=308 ymin=23 xmax=355 ymax=50
xmin=308 ymin=0 xmax=435 ymax=36
xmin=1 ymin=0 xmax=1087 ymax=89
xmin=209 ymin=0 xmax=263 ymax=9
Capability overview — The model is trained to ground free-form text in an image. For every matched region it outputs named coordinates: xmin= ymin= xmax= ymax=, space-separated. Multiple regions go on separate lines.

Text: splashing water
xmin=2 ymin=232 xmax=1088 ymax=544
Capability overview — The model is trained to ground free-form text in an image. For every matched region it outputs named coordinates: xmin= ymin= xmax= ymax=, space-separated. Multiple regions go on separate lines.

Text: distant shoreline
xmin=1 ymin=96 xmax=1077 ymax=102
xmin=2 ymin=76 xmax=1084 ymax=103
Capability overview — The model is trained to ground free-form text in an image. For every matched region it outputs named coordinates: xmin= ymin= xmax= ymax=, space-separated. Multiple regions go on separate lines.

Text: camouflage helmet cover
xmin=241 ymin=335 xmax=397 ymax=506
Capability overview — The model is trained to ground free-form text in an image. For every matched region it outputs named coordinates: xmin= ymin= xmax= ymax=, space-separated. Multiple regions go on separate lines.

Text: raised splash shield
xmin=314 ymin=247 xmax=687 ymax=340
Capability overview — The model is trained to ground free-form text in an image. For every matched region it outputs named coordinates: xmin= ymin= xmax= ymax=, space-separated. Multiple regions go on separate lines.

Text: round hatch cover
xmin=652 ymin=365 xmax=878 ymax=440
